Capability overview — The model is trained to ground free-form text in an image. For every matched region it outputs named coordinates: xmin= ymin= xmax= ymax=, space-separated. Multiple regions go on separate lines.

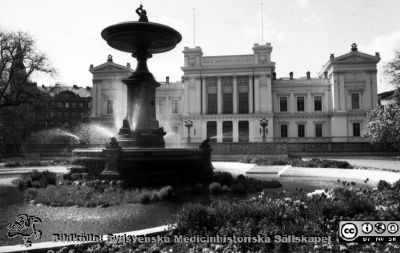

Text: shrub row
xmin=25 ymin=184 xmax=174 ymax=207
xmin=12 ymin=170 xmax=56 ymax=190
xmin=239 ymin=156 xmax=353 ymax=169
xmin=209 ymin=172 xmax=282 ymax=195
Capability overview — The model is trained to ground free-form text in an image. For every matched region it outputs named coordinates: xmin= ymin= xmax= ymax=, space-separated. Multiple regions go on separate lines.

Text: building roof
xmin=38 ymin=84 xmax=92 ymax=98
xmin=320 ymin=43 xmax=380 ymax=74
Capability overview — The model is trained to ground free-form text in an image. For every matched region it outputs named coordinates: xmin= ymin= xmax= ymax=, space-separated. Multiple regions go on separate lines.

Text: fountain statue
xmin=72 ymin=5 xmax=213 ymax=187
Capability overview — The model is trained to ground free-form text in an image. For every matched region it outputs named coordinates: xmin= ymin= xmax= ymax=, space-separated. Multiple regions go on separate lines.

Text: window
xmin=157 ymin=100 xmax=164 ymax=114
xmin=222 ymin=121 xmax=233 ymax=143
xmin=297 ymin=97 xmax=304 ymax=112
xmin=238 ymin=121 xmax=249 ymax=142
xmin=65 ymin=102 xmax=69 ymax=108
xmin=314 ymin=96 xmax=322 ymax=111
xmin=315 ymin=124 xmax=322 ymax=137
xmin=79 ymin=103 xmax=83 ymax=108
xmin=207 ymin=94 xmax=217 ymax=114
xmin=351 ymin=93 xmax=360 ymax=109
xmin=238 ymin=77 xmax=249 ymax=114
xmin=207 ymin=79 xmax=218 ymax=114
xmin=57 ymin=102 xmax=62 ymax=108
xmin=72 ymin=103 xmax=76 ymax=108
xmin=172 ymin=126 xmax=178 ymax=134
xmin=281 ymin=124 xmax=288 ymax=138
xmin=353 ymin=123 xmax=360 ymax=137
xmin=206 ymin=121 xmax=217 ymax=143
xmin=172 ymin=100 xmax=179 ymax=114
xmin=280 ymin=97 xmax=288 ymax=112
xmin=223 ymin=93 xmax=233 ymax=114
xmin=298 ymin=124 xmax=305 ymax=137
xmin=107 ymin=99 xmax=113 ymax=114
xmin=222 ymin=77 xmax=233 ymax=114
xmin=238 ymin=93 xmax=248 ymax=113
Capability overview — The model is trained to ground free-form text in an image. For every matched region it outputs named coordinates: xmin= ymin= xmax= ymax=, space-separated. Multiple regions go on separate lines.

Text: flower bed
xmin=21 ymin=170 xmax=282 ymax=207
xmin=44 ymin=179 xmax=400 ymax=252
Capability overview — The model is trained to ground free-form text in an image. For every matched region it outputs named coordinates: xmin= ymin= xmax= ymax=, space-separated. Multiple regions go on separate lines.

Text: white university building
xmin=89 ymin=43 xmax=380 ymax=144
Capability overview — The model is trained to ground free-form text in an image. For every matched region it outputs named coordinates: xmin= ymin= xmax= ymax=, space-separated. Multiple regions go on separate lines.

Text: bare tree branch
xmin=0 ymin=27 xmax=57 ymax=108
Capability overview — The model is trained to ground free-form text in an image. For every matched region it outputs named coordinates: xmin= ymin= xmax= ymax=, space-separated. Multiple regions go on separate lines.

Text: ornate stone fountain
xmin=72 ymin=5 xmax=213 ymax=187
xmin=102 ymin=5 xmax=182 ymax=148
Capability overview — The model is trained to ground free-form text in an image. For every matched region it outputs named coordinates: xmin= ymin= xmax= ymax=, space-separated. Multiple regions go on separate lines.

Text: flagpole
xmin=261 ymin=2 xmax=264 ymax=44
xmin=193 ymin=8 xmax=196 ymax=47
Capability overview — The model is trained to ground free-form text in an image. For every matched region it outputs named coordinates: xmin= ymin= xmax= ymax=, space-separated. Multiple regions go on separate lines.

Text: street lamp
xmin=260 ymin=119 xmax=268 ymax=143
xmin=184 ymin=120 xmax=193 ymax=143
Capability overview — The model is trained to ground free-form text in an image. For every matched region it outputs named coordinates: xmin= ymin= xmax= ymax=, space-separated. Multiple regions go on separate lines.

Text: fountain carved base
xmin=118 ymin=128 xmax=166 ymax=148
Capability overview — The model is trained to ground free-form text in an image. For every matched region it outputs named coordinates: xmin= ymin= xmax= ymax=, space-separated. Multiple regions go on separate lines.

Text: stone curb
xmin=0 ymin=224 xmax=174 ymax=253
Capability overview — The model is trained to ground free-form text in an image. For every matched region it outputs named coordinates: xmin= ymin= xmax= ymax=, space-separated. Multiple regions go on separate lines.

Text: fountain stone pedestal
xmin=117 ymin=49 xmax=166 ymax=148
xmin=100 ymin=137 xmax=121 ymax=180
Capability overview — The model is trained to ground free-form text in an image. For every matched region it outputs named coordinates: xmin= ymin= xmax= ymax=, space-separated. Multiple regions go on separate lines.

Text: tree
xmin=363 ymin=50 xmax=400 ymax=149
xmin=384 ymin=50 xmax=400 ymax=90
xmin=0 ymin=27 xmax=56 ymax=108
xmin=0 ymin=28 xmax=56 ymax=144
xmin=363 ymin=102 xmax=400 ymax=145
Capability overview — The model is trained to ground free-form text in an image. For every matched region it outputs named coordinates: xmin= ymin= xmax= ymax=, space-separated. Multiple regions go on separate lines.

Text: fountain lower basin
xmin=72 ymin=146 xmax=214 ymax=187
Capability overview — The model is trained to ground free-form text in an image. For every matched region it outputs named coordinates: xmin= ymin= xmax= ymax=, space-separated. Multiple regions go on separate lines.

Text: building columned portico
xmin=90 ymin=43 xmax=380 ymax=144
xmin=181 ymin=44 xmax=275 ymax=143
xmin=180 ymin=43 xmax=380 ymax=143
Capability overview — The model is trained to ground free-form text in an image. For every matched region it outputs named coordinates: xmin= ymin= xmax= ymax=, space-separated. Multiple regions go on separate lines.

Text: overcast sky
xmin=1 ymin=0 xmax=399 ymax=92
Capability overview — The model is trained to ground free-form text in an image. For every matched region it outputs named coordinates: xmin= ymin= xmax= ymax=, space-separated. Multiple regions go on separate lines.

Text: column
xmin=183 ymin=83 xmax=189 ymax=114
xmin=371 ymin=70 xmax=378 ymax=107
xmin=202 ymin=121 xmax=207 ymax=141
xmin=217 ymin=120 xmax=223 ymax=142
xmin=248 ymin=76 xmax=253 ymax=113
xmin=195 ymin=78 xmax=201 ymax=114
xmin=266 ymin=77 xmax=272 ymax=112
xmin=166 ymin=95 xmax=170 ymax=115
xmin=233 ymin=120 xmax=239 ymax=142
xmin=217 ymin=76 xmax=222 ymax=114
xmin=91 ymin=82 xmax=97 ymax=116
xmin=364 ymin=71 xmax=371 ymax=110
xmin=333 ymin=73 xmax=339 ymax=111
xmin=307 ymin=91 xmax=312 ymax=112
xmin=202 ymin=77 xmax=207 ymax=114
xmin=248 ymin=120 xmax=254 ymax=142
xmin=254 ymin=76 xmax=260 ymax=113
xmin=324 ymin=90 xmax=329 ymax=112
xmin=290 ymin=91 xmax=294 ymax=113
xmin=339 ymin=73 xmax=345 ymax=111
xmin=233 ymin=76 xmax=238 ymax=114
xmin=97 ymin=82 xmax=102 ymax=115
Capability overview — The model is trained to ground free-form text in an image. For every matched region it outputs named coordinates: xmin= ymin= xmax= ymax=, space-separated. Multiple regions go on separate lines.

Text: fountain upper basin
xmin=101 ymin=22 xmax=182 ymax=54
